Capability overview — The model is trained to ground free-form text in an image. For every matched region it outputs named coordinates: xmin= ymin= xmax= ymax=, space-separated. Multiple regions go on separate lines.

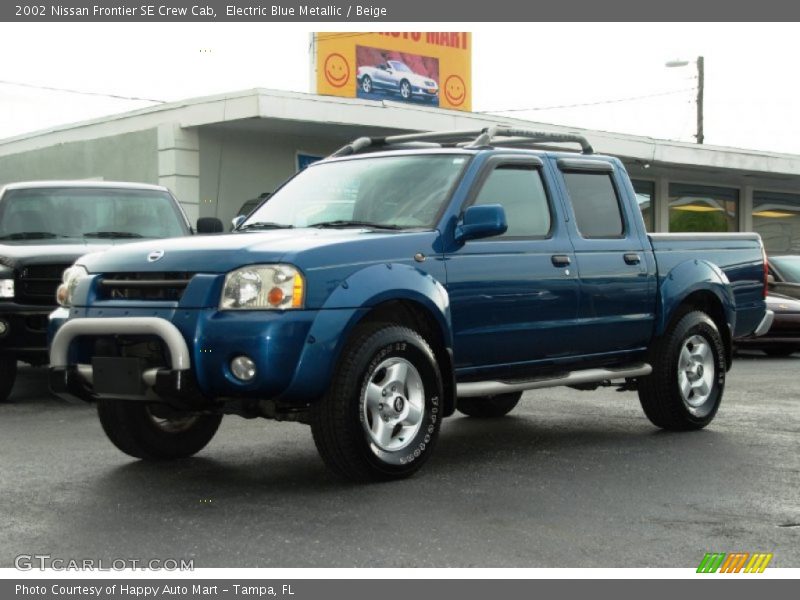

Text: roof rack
xmin=329 ymin=126 xmax=594 ymax=158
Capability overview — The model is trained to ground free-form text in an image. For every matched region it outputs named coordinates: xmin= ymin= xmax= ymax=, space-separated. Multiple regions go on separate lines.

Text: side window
xmin=472 ymin=165 xmax=551 ymax=238
xmin=563 ymin=172 xmax=625 ymax=238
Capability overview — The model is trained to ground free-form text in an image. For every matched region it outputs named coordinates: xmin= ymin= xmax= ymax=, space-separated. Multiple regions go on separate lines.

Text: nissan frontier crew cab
xmin=48 ymin=127 xmax=772 ymax=481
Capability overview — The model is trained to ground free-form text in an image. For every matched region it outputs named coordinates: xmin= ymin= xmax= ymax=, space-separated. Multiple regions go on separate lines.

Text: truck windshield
xmin=242 ymin=154 xmax=469 ymax=230
xmin=0 ymin=187 xmax=188 ymax=241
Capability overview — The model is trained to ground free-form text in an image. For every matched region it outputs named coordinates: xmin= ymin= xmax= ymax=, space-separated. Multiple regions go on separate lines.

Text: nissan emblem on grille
xmin=147 ymin=250 xmax=165 ymax=263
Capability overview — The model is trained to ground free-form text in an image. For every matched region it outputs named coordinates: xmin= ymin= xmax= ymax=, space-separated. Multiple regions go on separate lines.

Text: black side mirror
xmin=455 ymin=204 xmax=508 ymax=243
xmin=196 ymin=217 xmax=223 ymax=234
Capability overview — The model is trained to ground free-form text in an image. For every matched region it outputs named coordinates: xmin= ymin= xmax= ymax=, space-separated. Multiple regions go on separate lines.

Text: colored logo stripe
xmin=697 ymin=553 xmax=726 ymax=573
xmin=719 ymin=553 xmax=749 ymax=573
xmin=744 ymin=553 xmax=773 ymax=573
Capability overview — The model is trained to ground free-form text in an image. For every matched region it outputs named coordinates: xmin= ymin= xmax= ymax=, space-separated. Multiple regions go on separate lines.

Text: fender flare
xmin=280 ymin=263 xmax=453 ymax=404
xmin=656 ymin=259 xmax=736 ymax=337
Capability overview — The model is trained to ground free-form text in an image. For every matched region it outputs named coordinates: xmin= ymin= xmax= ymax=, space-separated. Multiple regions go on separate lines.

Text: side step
xmin=456 ymin=363 xmax=652 ymax=398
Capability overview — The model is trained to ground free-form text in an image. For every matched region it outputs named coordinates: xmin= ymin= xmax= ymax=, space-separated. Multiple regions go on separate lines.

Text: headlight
xmin=56 ymin=265 xmax=89 ymax=307
xmin=0 ymin=279 xmax=13 ymax=299
xmin=220 ymin=265 xmax=305 ymax=310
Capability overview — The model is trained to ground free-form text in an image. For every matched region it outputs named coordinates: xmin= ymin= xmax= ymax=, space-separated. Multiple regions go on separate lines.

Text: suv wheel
xmin=311 ymin=322 xmax=443 ymax=481
xmin=638 ymin=310 xmax=726 ymax=430
xmin=97 ymin=400 xmax=222 ymax=459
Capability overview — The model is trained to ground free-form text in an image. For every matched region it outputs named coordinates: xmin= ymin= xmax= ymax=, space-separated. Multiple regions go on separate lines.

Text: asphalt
xmin=1 ymin=352 xmax=798 ymax=568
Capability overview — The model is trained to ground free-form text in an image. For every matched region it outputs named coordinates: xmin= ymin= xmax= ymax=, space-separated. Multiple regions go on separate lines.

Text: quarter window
xmin=563 ymin=172 xmax=625 ymax=238
xmin=472 ymin=165 xmax=551 ymax=238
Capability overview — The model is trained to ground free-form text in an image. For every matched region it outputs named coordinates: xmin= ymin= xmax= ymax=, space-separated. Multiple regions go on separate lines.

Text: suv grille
xmin=98 ymin=272 xmax=194 ymax=302
xmin=17 ymin=263 xmax=72 ymax=306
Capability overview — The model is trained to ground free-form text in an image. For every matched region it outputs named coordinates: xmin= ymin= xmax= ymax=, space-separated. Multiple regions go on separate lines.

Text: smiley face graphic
xmin=323 ymin=53 xmax=350 ymax=88
xmin=443 ymin=75 xmax=467 ymax=107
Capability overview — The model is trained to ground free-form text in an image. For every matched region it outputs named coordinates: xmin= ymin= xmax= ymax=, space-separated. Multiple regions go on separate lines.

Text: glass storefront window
xmin=669 ymin=183 xmax=739 ymax=232
xmin=632 ymin=180 xmax=654 ymax=232
xmin=753 ymin=190 xmax=800 ymax=254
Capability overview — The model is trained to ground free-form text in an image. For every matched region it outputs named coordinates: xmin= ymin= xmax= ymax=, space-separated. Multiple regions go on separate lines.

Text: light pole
xmin=665 ymin=56 xmax=704 ymax=145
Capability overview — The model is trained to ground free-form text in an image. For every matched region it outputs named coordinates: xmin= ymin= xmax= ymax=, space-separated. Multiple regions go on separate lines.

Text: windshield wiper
xmin=239 ymin=222 xmax=294 ymax=231
xmin=82 ymin=231 xmax=144 ymax=239
xmin=0 ymin=232 xmax=62 ymax=240
xmin=310 ymin=220 xmax=403 ymax=230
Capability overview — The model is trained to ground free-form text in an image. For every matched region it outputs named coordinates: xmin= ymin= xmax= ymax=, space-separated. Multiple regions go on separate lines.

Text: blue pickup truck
xmin=48 ymin=127 xmax=772 ymax=481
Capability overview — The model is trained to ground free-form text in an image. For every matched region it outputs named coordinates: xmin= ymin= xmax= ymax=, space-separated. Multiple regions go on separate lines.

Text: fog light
xmin=230 ymin=356 xmax=256 ymax=381
xmin=0 ymin=320 xmax=7 ymax=336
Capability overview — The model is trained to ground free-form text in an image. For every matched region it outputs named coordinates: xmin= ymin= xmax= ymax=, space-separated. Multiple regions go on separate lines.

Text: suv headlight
xmin=220 ymin=265 xmax=305 ymax=310
xmin=56 ymin=265 xmax=89 ymax=307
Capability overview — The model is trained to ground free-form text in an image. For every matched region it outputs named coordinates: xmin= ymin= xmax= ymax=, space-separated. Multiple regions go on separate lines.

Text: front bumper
xmin=48 ymin=306 xmax=361 ymax=407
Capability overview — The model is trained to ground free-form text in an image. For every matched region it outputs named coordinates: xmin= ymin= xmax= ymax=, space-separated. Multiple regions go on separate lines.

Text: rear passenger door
xmin=445 ymin=155 xmax=581 ymax=371
xmin=556 ymin=158 xmax=654 ymax=355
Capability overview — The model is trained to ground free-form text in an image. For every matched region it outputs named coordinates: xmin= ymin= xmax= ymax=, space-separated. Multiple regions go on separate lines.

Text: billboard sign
xmin=313 ymin=32 xmax=472 ymax=111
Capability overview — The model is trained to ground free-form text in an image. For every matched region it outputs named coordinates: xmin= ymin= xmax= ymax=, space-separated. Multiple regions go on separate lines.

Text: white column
xmin=655 ymin=176 xmax=670 ymax=232
xmin=157 ymin=124 xmax=200 ymax=225
xmin=741 ymin=185 xmax=754 ymax=233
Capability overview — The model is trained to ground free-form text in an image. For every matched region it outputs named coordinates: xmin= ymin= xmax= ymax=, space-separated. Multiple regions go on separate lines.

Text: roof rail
xmin=329 ymin=126 xmax=594 ymax=157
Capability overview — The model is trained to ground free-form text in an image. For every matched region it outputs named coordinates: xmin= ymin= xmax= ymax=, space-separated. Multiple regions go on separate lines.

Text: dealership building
xmin=1 ymin=87 xmax=800 ymax=253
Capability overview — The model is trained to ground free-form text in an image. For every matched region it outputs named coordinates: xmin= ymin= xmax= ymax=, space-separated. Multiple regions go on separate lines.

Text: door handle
xmin=551 ymin=254 xmax=571 ymax=267
xmin=624 ymin=253 xmax=641 ymax=265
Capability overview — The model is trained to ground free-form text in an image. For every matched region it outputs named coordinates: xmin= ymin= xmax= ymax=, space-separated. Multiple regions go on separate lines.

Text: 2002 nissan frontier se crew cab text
xmin=48 ymin=127 xmax=773 ymax=481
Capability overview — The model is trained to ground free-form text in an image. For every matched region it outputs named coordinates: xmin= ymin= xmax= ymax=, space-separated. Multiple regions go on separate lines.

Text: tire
xmin=0 ymin=356 xmax=17 ymax=402
xmin=311 ymin=322 xmax=443 ymax=482
xmin=360 ymin=75 xmax=372 ymax=94
xmin=638 ymin=310 xmax=726 ymax=431
xmin=399 ymin=80 xmax=412 ymax=100
xmin=764 ymin=347 xmax=798 ymax=357
xmin=457 ymin=392 xmax=521 ymax=418
xmin=97 ymin=400 xmax=222 ymax=460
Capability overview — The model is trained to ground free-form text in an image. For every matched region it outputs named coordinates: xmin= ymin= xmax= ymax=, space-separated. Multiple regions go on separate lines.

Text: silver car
xmin=357 ymin=60 xmax=439 ymax=102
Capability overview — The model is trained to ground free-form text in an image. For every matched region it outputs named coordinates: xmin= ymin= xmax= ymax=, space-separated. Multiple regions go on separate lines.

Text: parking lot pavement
xmin=1 ymin=353 xmax=798 ymax=569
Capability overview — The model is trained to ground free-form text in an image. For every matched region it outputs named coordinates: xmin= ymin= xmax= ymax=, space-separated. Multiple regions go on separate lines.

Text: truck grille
xmin=17 ymin=263 xmax=72 ymax=306
xmin=98 ymin=272 xmax=194 ymax=302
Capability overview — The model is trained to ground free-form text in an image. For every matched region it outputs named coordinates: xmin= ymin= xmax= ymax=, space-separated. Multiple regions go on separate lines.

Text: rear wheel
xmin=360 ymin=75 xmax=373 ymax=94
xmin=97 ymin=400 xmax=222 ymax=460
xmin=399 ymin=80 xmax=412 ymax=100
xmin=638 ymin=310 xmax=726 ymax=430
xmin=0 ymin=356 xmax=17 ymax=402
xmin=311 ymin=322 xmax=443 ymax=481
xmin=457 ymin=392 xmax=521 ymax=418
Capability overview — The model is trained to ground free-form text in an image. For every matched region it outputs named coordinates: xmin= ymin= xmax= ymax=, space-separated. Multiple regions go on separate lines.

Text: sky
xmin=0 ymin=22 xmax=798 ymax=154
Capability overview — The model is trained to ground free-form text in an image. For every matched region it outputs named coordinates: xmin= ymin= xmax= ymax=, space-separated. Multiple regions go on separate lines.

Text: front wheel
xmin=97 ymin=400 xmax=222 ymax=460
xmin=638 ymin=310 xmax=726 ymax=430
xmin=0 ymin=356 xmax=17 ymax=402
xmin=457 ymin=392 xmax=521 ymax=418
xmin=311 ymin=323 xmax=443 ymax=481
xmin=399 ymin=80 xmax=412 ymax=100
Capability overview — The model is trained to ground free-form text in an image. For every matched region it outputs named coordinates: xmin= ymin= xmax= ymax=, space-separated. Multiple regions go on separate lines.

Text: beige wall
xmin=198 ymin=127 xmax=340 ymax=228
xmin=0 ymin=130 xmax=158 ymax=187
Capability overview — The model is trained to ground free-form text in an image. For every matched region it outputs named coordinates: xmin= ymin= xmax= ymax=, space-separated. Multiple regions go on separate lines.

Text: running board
xmin=456 ymin=363 xmax=652 ymax=398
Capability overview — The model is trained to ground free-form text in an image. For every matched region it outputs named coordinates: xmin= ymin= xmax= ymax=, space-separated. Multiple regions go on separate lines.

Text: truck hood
xmin=0 ymin=240 xmax=116 ymax=271
xmin=78 ymin=229 xmax=440 ymax=274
